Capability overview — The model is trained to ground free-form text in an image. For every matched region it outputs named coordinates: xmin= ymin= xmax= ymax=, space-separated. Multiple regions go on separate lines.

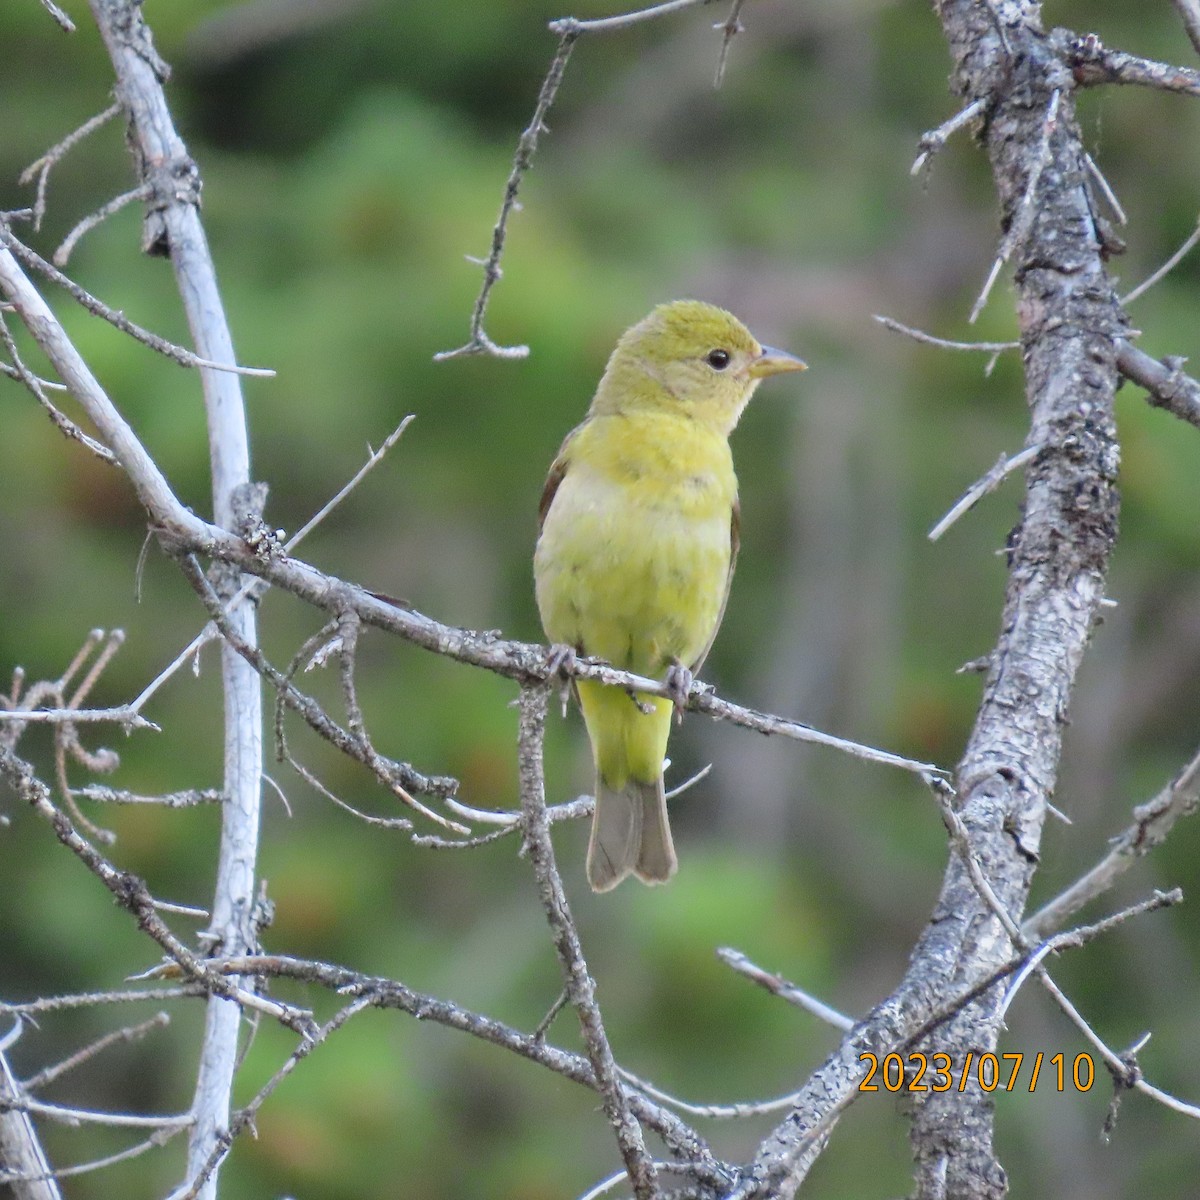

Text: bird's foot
xmin=665 ymin=661 xmax=694 ymax=723
xmin=546 ymin=643 xmax=578 ymax=717
xmin=546 ymin=643 xmax=577 ymax=678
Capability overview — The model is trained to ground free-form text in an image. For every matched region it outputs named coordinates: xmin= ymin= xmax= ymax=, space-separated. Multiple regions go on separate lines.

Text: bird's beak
xmin=748 ymin=346 xmax=808 ymax=378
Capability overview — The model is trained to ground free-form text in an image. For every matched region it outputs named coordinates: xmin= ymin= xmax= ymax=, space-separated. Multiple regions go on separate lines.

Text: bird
xmin=533 ymin=300 xmax=806 ymax=891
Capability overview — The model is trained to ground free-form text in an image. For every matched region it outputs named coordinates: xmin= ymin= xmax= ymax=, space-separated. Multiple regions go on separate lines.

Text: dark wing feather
xmin=688 ymin=495 xmax=740 ymax=675
xmin=537 ymin=426 xmax=579 ymax=536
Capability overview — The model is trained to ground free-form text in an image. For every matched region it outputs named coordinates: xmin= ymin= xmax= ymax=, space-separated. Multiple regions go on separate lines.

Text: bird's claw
xmin=665 ymin=662 xmax=693 ymax=722
xmin=546 ymin=643 xmax=577 ymax=679
xmin=546 ymin=644 xmax=578 ymax=717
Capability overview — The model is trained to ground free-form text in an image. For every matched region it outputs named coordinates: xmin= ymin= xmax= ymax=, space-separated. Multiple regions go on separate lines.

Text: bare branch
xmin=130 ymin=415 xmax=414 ymax=715
xmin=0 ymin=1048 xmax=62 ymax=1200
xmin=287 ymin=415 xmax=415 ymax=547
xmin=873 ymin=313 xmax=1018 ymax=355
xmin=0 ymin=989 xmax=201 ymax=1017
xmin=1172 ymin=0 xmax=1200 ymax=57
xmin=516 ymin=686 xmax=658 ymax=1199
xmin=616 ymin=1067 xmax=803 ymax=1121
xmin=927 ymin=444 xmax=1042 ymax=542
xmin=1063 ymin=30 xmax=1200 ymax=98
xmin=434 ymin=31 xmax=578 ymax=361
xmin=19 ymin=104 xmax=120 ymax=230
xmin=1121 ymin=214 xmax=1200 ymax=304
xmin=1023 ymin=745 xmax=1200 ymax=940
xmin=1000 ymin=890 xmax=1181 ymax=1019
xmin=0 ymin=311 xmax=116 ymax=464
xmin=0 ymin=706 xmax=152 ymax=727
xmin=1082 ymin=150 xmax=1127 ymax=225
xmin=1116 ymin=339 xmax=1200 ymax=429
xmin=166 ymin=999 xmax=372 ymax=1200
xmin=75 ymin=786 xmax=222 ymax=807
xmin=1 ymin=1096 xmax=190 ymax=1132
xmin=0 ymin=229 xmax=275 ymax=378
xmin=176 ymin=558 xmax=460 ymax=811
xmin=911 ymin=97 xmax=986 ymax=175
xmin=970 ymin=88 xmax=1061 ymax=324
xmin=23 ymin=1014 xmax=170 ymax=1092
xmin=36 ymin=0 xmax=75 ymax=33
xmin=716 ymin=948 xmax=854 ymax=1031
xmin=212 ymin=953 xmax=728 ymax=1184
xmin=712 ymin=0 xmax=747 ymax=87
xmin=550 ymin=0 xmax=718 ymax=36
xmin=0 ymin=746 xmax=313 ymax=1035
xmin=0 ymin=1124 xmax=184 ymax=1187
xmin=53 ymin=185 xmax=151 ymax=266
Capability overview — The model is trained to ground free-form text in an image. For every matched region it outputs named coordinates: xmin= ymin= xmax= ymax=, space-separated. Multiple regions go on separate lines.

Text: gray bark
xmin=733 ymin=3 xmax=1123 ymax=1196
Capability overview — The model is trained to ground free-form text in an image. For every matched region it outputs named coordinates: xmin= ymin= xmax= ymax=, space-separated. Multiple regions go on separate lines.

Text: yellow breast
xmin=534 ymin=411 xmax=736 ymax=675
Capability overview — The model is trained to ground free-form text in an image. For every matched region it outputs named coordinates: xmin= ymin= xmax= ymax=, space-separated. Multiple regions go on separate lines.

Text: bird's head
xmin=593 ymin=299 xmax=806 ymax=433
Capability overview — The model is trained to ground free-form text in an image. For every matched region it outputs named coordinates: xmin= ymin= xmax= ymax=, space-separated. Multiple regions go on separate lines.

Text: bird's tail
xmin=587 ymin=774 xmax=678 ymax=892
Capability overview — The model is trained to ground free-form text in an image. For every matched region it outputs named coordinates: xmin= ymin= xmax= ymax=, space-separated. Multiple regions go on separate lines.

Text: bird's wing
xmin=536 ymin=425 xmax=578 ymax=535
xmin=688 ymin=495 xmax=740 ymax=675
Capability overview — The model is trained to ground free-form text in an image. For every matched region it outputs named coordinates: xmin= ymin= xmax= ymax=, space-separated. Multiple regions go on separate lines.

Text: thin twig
xmin=0 ymin=311 xmax=117 ymax=463
xmin=1036 ymin=971 xmax=1200 ymax=1121
xmin=969 ymin=88 xmax=1060 ymax=324
xmin=0 ymin=1124 xmax=184 ymax=1186
xmin=1115 ymin=339 xmax=1200 ymax=430
xmin=1120 ymin=214 xmax=1200 ymax=305
xmin=937 ymin=790 xmax=1199 ymax=1123
xmin=287 ymin=415 xmax=416 ymax=547
xmin=167 ymin=999 xmax=371 ymax=1200
xmin=4 ymin=1096 xmax=191 ymax=1131
xmin=54 ymin=185 xmax=151 ymax=266
xmin=911 ymin=97 xmax=986 ymax=175
xmin=0 ymin=360 xmax=66 ymax=392
xmin=130 ymin=415 xmax=415 ymax=715
xmin=416 ymin=794 xmax=593 ymax=848
xmin=211 ymin=953 xmax=726 ymax=1183
xmin=75 ymin=786 xmax=222 ymax=806
xmin=1023 ymin=745 xmax=1200 ymax=940
xmin=617 ymin=1067 xmax=803 ymax=1120
xmin=434 ymin=31 xmax=578 ymax=361
xmin=716 ymin=948 xmax=854 ymax=1031
xmin=0 ymin=705 xmax=155 ymax=728
xmin=577 ymin=1160 xmax=726 ymax=1200
xmin=516 ymin=685 xmax=658 ymax=1200
xmin=712 ymin=0 xmax=747 ymax=87
xmin=928 ymin=444 xmax=1042 ymax=541
xmin=37 ymin=0 xmax=76 ymax=32
xmin=0 ymin=229 xmax=275 ymax=378
xmin=873 ymin=313 xmax=1019 ymax=355
xmin=1083 ymin=152 xmax=1127 ymax=225
xmin=1065 ymin=31 xmax=1200 ymax=98
xmin=22 ymin=1014 xmax=170 ymax=1092
xmin=999 ymin=890 xmax=1182 ymax=1019
xmin=0 ymin=746 xmax=313 ymax=1034
xmin=180 ymin=555 xmax=460 ymax=815
xmin=550 ymin=0 xmax=717 ymax=35
xmin=0 ymin=989 xmax=200 ymax=1017
xmin=1172 ymin=0 xmax=1200 ymax=57
xmin=20 ymin=105 xmax=120 ymax=230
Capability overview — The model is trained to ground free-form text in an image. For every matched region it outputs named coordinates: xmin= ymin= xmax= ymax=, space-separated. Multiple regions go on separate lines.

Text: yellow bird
xmin=534 ymin=300 xmax=806 ymax=891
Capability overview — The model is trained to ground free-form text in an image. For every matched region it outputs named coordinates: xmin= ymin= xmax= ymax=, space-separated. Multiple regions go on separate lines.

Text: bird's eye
xmin=706 ymin=349 xmax=731 ymax=370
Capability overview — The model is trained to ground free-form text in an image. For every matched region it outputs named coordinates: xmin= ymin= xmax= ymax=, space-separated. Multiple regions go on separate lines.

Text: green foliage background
xmin=2 ymin=1 xmax=1199 ymax=1197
